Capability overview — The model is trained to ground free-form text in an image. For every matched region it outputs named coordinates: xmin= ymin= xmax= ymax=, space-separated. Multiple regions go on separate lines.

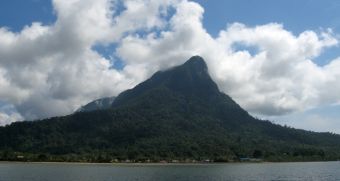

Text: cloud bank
xmin=1 ymin=0 xmax=340 ymax=125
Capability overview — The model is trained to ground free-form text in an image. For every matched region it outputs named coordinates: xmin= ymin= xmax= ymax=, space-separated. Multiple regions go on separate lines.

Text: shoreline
xmin=0 ymin=160 xmax=338 ymax=165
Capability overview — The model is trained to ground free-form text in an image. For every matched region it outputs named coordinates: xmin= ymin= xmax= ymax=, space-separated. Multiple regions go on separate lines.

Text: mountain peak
xmin=182 ymin=56 xmax=208 ymax=76
xmin=112 ymin=56 xmax=222 ymax=107
xmin=183 ymin=55 xmax=207 ymax=69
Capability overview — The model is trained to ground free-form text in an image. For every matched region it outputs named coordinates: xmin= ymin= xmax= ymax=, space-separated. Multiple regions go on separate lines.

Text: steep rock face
xmin=1 ymin=56 xmax=340 ymax=162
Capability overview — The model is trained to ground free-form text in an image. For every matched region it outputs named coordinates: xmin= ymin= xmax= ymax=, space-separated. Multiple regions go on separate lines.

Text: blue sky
xmin=0 ymin=0 xmax=339 ymax=133
xmin=0 ymin=0 xmax=55 ymax=31
xmin=196 ymin=0 xmax=340 ymax=35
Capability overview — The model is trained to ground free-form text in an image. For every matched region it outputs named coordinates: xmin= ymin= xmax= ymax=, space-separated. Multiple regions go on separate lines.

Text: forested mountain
xmin=1 ymin=56 xmax=340 ymax=162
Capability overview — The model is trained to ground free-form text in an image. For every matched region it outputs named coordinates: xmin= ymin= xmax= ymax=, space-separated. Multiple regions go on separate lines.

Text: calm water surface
xmin=0 ymin=162 xmax=339 ymax=181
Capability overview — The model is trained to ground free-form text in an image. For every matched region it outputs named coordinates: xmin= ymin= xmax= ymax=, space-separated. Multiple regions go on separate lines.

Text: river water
xmin=0 ymin=161 xmax=339 ymax=181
